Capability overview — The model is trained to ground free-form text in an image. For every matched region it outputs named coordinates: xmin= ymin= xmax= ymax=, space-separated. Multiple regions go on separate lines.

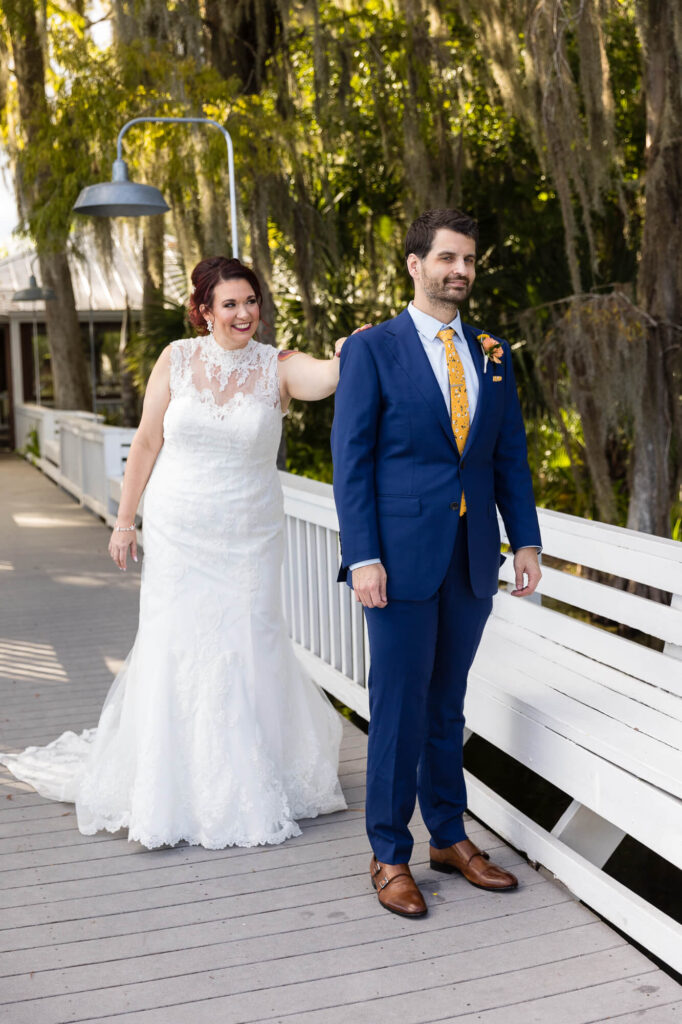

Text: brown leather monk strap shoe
xmin=370 ymin=856 xmax=428 ymax=918
xmin=429 ymin=838 xmax=518 ymax=891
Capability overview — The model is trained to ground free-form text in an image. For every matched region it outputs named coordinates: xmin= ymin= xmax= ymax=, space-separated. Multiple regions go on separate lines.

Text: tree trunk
xmin=118 ymin=305 xmax=139 ymax=427
xmin=39 ymin=253 xmax=91 ymax=410
xmin=249 ymin=175 xmax=277 ymax=349
xmin=203 ymin=0 xmax=280 ymax=94
xmin=141 ymin=215 xmax=164 ymax=335
xmin=4 ymin=0 xmax=90 ymax=410
xmin=630 ymin=0 xmax=682 ymax=535
xmin=250 ymin=175 xmax=285 ymax=467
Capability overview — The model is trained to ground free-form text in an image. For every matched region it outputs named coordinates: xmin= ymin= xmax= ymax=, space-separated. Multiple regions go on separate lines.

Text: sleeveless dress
xmin=0 ymin=336 xmax=346 ymax=848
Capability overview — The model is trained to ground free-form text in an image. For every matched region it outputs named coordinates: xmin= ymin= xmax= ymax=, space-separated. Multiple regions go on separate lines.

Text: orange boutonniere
xmin=478 ymin=333 xmax=503 ymax=373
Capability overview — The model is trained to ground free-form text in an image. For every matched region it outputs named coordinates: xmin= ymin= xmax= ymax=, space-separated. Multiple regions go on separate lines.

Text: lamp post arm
xmin=115 ymin=116 xmax=239 ymax=259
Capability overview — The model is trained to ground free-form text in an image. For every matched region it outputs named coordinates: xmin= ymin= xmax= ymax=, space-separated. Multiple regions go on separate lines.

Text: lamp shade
xmin=12 ymin=275 xmax=56 ymax=302
xmin=73 ymin=159 xmax=170 ymax=217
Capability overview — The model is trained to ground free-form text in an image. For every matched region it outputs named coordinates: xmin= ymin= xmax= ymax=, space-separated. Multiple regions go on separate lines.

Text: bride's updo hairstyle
xmin=188 ymin=257 xmax=264 ymax=336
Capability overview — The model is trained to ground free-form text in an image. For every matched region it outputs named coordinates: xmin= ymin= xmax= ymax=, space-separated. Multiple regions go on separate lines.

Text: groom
xmin=331 ymin=208 xmax=542 ymax=917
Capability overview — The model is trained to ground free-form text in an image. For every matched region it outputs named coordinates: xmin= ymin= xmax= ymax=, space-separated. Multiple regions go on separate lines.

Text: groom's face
xmin=409 ymin=229 xmax=476 ymax=306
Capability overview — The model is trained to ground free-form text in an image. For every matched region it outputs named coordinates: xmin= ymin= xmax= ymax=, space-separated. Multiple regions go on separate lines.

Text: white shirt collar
xmin=408 ymin=302 xmax=465 ymax=344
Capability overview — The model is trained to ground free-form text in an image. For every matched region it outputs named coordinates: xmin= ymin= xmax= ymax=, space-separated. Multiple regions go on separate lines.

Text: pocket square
xmin=492 ymin=375 xmax=503 ymax=382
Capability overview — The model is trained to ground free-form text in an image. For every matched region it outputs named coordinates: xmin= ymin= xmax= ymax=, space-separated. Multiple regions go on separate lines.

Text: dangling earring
xmin=206 ymin=319 xmax=214 ymax=335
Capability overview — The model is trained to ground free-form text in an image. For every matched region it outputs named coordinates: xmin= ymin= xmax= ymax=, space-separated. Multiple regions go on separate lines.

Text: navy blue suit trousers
xmin=364 ymin=515 xmax=492 ymax=864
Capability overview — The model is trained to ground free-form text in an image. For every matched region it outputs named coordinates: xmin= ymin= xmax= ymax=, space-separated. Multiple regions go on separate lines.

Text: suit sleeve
xmin=493 ymin=344 xmax=542 ymax=552
xmin=331 ymin=333 xmax=382 ymax=571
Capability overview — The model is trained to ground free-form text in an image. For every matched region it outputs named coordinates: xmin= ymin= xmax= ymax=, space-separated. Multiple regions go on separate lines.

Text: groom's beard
xmin=421 ymin=270 xmax=473 ymax=308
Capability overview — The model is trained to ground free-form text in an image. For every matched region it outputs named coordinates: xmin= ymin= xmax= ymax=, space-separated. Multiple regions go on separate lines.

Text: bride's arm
xmin=278 ymin=326 xmax=371 ymax=410
xmin=277 ymin=344 xmax=341 ymax=409
xmin=108 ymin=346 xmax=172 ymax=570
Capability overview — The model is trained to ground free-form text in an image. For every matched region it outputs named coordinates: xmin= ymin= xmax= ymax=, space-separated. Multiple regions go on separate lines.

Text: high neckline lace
xmin=204 ymin=334 xmax=256 ymax=363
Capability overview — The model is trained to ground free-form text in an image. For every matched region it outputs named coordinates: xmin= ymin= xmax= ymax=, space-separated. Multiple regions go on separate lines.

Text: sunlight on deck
xmin=12 ymin=512 xmax=92 ymax=528
xmin=104 ymin=656 xmax=125 ymax=675
xmin=51 ymin=573 xmax=108 ymax=587
xmin=0 ymin=640 xmax=68 ymax=682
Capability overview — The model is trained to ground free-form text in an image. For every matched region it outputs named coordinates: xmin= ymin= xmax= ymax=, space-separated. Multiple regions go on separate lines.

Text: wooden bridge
xmin=1 ymin=436 xmax=681 ymax=1021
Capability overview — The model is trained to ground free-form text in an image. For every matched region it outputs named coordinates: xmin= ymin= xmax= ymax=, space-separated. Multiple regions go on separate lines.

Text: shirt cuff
xmin=348 ymin=558 xmax=382 ymax=571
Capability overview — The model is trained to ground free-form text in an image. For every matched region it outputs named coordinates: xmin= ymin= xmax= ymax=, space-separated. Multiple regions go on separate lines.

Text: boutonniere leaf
xmin=478 ymin=333 xmax=504 ymax=373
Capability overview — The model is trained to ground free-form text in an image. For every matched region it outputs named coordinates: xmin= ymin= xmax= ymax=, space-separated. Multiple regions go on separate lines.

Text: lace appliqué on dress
xmin=170 ymin=336 xmax=280 ymax=419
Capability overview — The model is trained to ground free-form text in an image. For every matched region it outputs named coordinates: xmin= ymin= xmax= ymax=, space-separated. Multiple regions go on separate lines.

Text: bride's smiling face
xmin=202 ymin=277 xmax=260 ymax=349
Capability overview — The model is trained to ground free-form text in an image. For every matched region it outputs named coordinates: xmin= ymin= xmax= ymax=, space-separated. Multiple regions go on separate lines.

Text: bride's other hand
xmin=109 ymin=527 xmax=138 ymax=572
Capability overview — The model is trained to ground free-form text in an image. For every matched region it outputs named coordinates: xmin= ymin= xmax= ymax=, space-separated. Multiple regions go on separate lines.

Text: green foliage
xmin=526 ymin=411 xmax=593 ymax=518
xmin=1 ymin=0 xmax=673 ymax=532
xmin=126 ymin=298 xmax=189 ymax=393
xmin=22 ymin=426 xmax=40 ymax=459
xmin=285 ymin=427 xmax=334 ymax=484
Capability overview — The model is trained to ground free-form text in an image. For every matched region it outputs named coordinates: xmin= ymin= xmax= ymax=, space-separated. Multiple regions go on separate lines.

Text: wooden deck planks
xmin=0 ymin=902 xmax=596 ymax=1003
xmin=1 ymin=924 xmax=627 ymax=1023
xmin=1 ymin=453 xmax=680 ymax=1023
xmin=0 ymin=830 xmax=509 ymax=907
xmin=0 ymin=886 xmax=575 ymax=981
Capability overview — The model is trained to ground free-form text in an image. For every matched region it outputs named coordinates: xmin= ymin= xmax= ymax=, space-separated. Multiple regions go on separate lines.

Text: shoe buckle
xmin=378 ymin=873 xmax=390 ymax=890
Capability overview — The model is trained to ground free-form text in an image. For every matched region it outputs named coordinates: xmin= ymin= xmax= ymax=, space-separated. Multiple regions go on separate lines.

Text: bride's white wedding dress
xmin=1 ymin=335 xmax=346 ymax=848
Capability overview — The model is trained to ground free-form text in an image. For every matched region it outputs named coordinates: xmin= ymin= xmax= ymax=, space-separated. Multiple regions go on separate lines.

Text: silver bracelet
xmin=114 ymin=524 xmax=136 ymax=532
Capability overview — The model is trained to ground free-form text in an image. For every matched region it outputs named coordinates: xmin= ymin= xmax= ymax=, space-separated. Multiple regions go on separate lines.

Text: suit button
xmin=450 ymin=501 xmax=459 ymax=511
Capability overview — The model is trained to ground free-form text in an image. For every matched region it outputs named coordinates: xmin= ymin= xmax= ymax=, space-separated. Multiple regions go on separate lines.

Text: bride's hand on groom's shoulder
xmin=335 ymin=323 xmax=373 ymax=358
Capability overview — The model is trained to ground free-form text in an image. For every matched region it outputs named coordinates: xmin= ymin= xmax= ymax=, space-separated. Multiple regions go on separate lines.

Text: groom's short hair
xmin=405 ymin=209 xmax=479 ymax=260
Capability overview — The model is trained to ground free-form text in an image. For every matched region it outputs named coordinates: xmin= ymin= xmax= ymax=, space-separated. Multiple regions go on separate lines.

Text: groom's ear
xmin=406 ymin=253 xmax=419 ymax=282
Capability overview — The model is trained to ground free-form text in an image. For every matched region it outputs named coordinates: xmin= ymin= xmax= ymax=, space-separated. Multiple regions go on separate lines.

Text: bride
xmin=1 ymin=256 xmax=349 ymax=849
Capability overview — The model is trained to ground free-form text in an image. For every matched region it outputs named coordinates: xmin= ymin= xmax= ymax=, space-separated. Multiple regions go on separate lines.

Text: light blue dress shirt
xmin=406 ymin=302 xmax=479 ymax=421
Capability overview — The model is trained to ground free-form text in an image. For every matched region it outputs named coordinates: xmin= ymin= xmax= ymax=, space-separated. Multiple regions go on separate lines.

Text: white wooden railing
xmin=13 ymin=410 xmax=682 ymax=973
xmin=280 ymin=473 xmax=371 ymax=718
xmin=15 ymin=403 xmax=136 ymax=524
xmin=280 ymin=473 xmax=682 ymax=975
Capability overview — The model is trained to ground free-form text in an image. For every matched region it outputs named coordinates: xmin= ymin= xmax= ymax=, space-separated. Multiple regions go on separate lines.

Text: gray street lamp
xmin=12 ymin=256 xmax=56 ymax=303
xmin=73 ymin=116 xmax=239 ymax=257
xmin=12 ymin=256 xmax=56 ymax=407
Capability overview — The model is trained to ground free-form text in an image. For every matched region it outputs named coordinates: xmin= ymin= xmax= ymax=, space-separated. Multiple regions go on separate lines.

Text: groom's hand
xmin=511 ymin=547 xmax=542 ymax=597
xmin=352 ymin=563 xmax=388 ymax=608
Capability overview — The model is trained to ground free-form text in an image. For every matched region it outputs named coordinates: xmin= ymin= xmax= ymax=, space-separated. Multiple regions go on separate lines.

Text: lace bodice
xmin=169 ymin=335 xmax=280 ymax=415
xmin=159 ymin=336 xmax=283 ymax=479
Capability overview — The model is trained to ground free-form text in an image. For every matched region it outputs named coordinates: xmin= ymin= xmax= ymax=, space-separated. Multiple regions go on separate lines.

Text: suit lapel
xmin=462 ymin=322 xmax=485 ymax=455
xmin=386 ymin=310 xmax=459 ymax=455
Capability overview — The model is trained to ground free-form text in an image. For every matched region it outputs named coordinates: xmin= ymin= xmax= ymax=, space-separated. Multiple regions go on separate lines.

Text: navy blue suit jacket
xmin=331 ymin=309 xmax=541 ymax=601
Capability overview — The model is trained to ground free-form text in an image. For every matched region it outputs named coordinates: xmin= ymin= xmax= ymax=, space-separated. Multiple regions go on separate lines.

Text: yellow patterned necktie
xmin=436 ymin=327 xmax=468 ymax=516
